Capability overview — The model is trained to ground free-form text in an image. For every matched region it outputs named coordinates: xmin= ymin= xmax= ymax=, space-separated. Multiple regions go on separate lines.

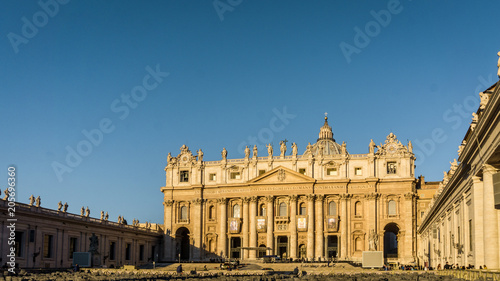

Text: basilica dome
xmin=303 ymin=115 xmax=345 ymax=156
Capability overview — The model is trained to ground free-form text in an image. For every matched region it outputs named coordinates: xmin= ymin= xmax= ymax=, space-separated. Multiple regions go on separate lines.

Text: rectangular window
xmin=69 ymin=237 xmax=78 ymax=259
xmin=125 ymin=243 xmax=131 ymax=260
xmin=387 ymin=162 xmax=397 ymax=174
xmin=354 ymin=167 xmax=362 ymax=176
xmin=259 ymin=170 xmax=266 ymax=176
xmin=326 ymin=168 xmax=338 ymax=176
xmin=230 ymin=172 xmax=241 ymax=179
xmin=139 ymin=245 xmax=144 ymax=261
xmin=469 ymin=219 xmax=473 ymax=251
xmin=43 ymin=234 xmax=53 ymax=258
xmin=209 ymin=173 xmax=216 ymax=181
xmin=180 ymin=170 xmax=189 ymax=182
xmin=109 ymin=242 xmax=116 ymax=260
xmin=298 ymin=168 xmax=306 ymax=175
xmin=14 ymin=231 xmax=24 ymax=257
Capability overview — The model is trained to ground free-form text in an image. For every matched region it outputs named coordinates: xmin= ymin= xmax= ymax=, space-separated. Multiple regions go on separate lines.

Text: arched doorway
xmin=175 ymin=227 xmax=190 ymax=261
xmin=298 ymin=244 xmax=306 ymax=260
xmin=258 ymin=244 xmax=266 ymax=258
xmin=384 ymin=223 xmax=399 ymax=259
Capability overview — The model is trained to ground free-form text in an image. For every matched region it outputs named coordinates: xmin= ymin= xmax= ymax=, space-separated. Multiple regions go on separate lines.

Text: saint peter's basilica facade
xmin=162 ymin=117 xmax=423 ymax=264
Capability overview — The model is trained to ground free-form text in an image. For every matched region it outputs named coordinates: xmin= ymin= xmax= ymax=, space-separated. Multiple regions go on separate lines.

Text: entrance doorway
xmin=230 ymin=237 xmax=241 ymax=259
xmin=298 ymin=244 xmax=306 ymax=260
xmin=277 ymin=236 xmax=288 ymax=259
xmin=384 ymin=223 xmax=399 ymax=258
xmin=175 ymin=227 xmax=190 ymax=261
xmin=327 ymin=235 xmax=338 ymax=259
xmin=258 ymin=244 xmax=266 ymax=258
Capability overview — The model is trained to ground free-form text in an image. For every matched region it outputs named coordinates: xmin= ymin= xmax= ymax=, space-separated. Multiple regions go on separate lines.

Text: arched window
xmin=299 ymin=203 xmax=306 ymax=215
xmin=180 ymin=206 xmax=187 ymax=220
xmin=208 ymin=206 xmax=215 ymax=220
xmin=279 ymin=202 xmax=287 ymax=216
xmin=388 ymin=200 xmax=396 ymax=216
xmin=355 ymin=201 xmax=362 ymax=216
xmin=233 ymin=204 xmax=240 ymax=218
xmin=260 ymin=204 xmax=266 ymax=216
xmin=328 ymin=201 xmax=337 ymax=216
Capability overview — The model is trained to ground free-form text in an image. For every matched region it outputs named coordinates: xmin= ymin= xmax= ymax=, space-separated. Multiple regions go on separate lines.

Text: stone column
xmin=164 ymin=200 xmax=174 ymax=260
xmin=340 ymin=194 xmax=348 ymax=259
xmin=307 ymin=194 xmax=315 ymax=259
xmin=315 ymin=195 xmax=324 ymax=260
xmin=472 ymin=176 xmax=484 ymax=267
xmin=242 ymin=197 xmax=250 ymax=259
xmin=266 ymin=196 xmax=274 ymax=255
xmin=249 ymin=197 xmax=258 ymax=259
xmin=192 ymin=198 xmax=203 ymax=260
xmin=290 ymin=195 xmax=298 ymax=259
xmin=218 ymin=198 xmax=227 ymax=258
xmin=483 ymin=164 xmax=499 ymax=268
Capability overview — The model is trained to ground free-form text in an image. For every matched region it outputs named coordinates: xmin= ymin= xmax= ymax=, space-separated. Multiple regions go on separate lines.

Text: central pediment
xmin=248 ymin=166 xmax=315 ymax=184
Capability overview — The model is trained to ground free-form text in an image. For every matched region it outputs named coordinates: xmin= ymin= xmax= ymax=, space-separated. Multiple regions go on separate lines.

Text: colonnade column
xmin=482 ymin=164 xmax=499 ymax=268
xmin=290 ymin=195 xmax=298 ymax=259
xmin=306 ymin=194 xmax=315 ymax=259
xmin=192 ymin=198 xmax=203 ymax=260
xmin=242 ymin=197 xmax=250 ymax=259
xmin=266 ymin=196 xmax=274 ymax=255
xmin=249 ymin=196 xmax=258 ymax=259
xmin=315 ymin=195 xmax=324 ymax=260
xmin=340 ymin=194 xmax=349 ymax=259
xmin=472 ymin=176 xmax=484 ymax=266
xmin=218 ymin=198 xmax=227 ymax=258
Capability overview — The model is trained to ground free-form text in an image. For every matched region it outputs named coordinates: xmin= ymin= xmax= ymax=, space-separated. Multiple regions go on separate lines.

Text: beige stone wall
xmin=0 ymin=200 xmax=162 ymax=269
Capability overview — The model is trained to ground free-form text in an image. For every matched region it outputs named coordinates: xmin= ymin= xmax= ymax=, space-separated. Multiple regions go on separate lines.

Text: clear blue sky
xmin=1 ymin=0 xmax=499 ymax=224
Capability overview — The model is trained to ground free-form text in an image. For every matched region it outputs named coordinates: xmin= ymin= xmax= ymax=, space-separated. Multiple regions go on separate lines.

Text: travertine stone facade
xmin=418 ymin=78 xmax=500 ymax=269
xmin=162 ymin=116 xmax=419 ymax=264
xmin=0 ymin=200 xmax=162 ymax=268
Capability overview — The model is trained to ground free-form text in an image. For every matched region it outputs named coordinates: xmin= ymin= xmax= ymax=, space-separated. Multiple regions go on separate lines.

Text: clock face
xmin=181 ymin=155 xmax=189 ymax=163
xmin=387 ymin=144 xmax=397 ymax=153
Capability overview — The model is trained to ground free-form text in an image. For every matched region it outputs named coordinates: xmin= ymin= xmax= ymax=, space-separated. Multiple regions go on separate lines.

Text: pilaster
xmin=266 ymin=196 xmax=274 ymax=255
xmin=218 ymin=198 xmax=227 ymax=258
xmin=290 ymin=195 xmax=298 ymax=259
xmin=315 ymin=195 xmax=324 ymax=259
xmin=306 ymin=194 xmax=315 ymax=259
xmin=249 ymin=196 xmax=258 ymax=259
xmin=483 ymin=164 xmax=499 ymax=268
xmin=242 ymin=197 xmax=250 ymax=259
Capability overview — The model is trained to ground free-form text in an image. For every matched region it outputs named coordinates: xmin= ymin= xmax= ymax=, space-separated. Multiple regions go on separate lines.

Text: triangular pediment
xmin=248 ymin=166 xmax=315 ymax=184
